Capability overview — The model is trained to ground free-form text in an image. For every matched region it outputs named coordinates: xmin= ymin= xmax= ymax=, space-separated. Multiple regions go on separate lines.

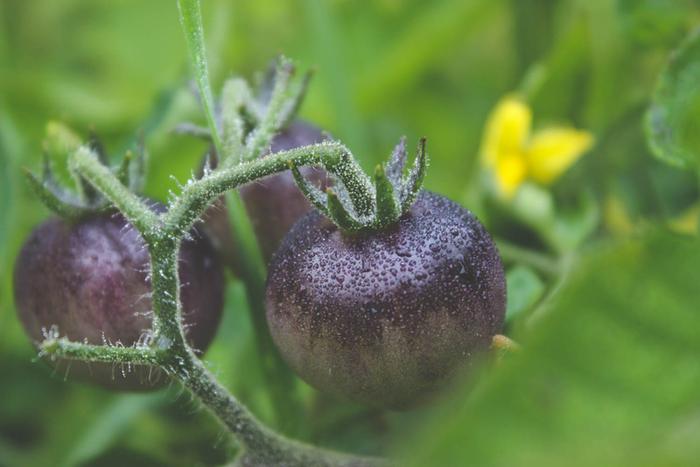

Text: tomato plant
xmin=203 ymin=119 xmax=329 ymax=273
xmin=2 ymin=0 xmax=700 ymax=466
xmin=14 ymin=210 xmax=223 ymax=390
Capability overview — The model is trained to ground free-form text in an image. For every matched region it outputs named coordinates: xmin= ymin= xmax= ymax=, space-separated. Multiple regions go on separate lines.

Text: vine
xmin=38 ymin=0 xmax=388 ymax=465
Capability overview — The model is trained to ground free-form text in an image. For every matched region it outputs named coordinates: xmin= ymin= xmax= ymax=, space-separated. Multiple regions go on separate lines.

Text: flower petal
xmin=495 ymin=153 xmax=528 ymax=199
xmin=481 ymin=95 xmax=532 ymax=168
xmin=526 ymin=127 xmax=594 ymax=184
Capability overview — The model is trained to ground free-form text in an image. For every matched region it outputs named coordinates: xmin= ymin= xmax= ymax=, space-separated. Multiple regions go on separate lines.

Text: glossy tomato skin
xmin=265 ymin=191 xmax=506 ymax=409
xmin=13 ymin=210 xmax=224 ymax=390
xmin=201 ymin=120 xmax=328 ymax=273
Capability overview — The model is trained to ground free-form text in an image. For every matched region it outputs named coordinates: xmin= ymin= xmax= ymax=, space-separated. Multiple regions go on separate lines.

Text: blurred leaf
xmin=301 ymin=0 xmax=370 ymax=159
xmin=647 ymin=28 xmax=700 ymax=170
xmin=548 ymin=189 xmax=600 ymax=252
xmin=0 ymin=109 xmax=19 ymax=272
xmin=505 ymin=265 xmax=545 ymax=322
xmin=0 ymin=438 xmax=22 ymax=467
xmin=0 ymin=108 xmax=22 ymax=353
xmin=356 ymin=0 xmax=498 ymax=112
xmin=618 ymin=0 xmax=697 ymax=47
xmin=401 ymin=230 xmax=700 ymax=466
xmin=61 ymin=393 xmax=166 ymax=467
xmin=510 ymin=0 xmax=556 ymax=75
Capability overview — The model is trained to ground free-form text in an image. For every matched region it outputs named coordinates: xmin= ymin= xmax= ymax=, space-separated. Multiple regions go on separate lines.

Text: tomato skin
xmin=265 ymin=191 xmax=506 ymax=409
xmin=13 ymin=210 xmax=224 ymax=390
xmin=201 ymin=120 xmax=329 ymax=273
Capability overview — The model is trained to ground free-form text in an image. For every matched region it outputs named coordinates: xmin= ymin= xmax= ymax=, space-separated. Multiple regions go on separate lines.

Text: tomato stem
xmin=59 ymin=136 xmax=383 ymax=465
xmin=37 ymin=0 xmax=391 ymax=463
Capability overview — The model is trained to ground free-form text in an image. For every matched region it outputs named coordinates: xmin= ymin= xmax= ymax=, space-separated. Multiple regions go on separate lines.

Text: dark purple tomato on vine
xmin=13 ymin=209 xmax=224 ymax=390
xmin=266 ymin=191 xmax=506 ymax=409
xmin=201 ymin=120 xmax=329 ymax=272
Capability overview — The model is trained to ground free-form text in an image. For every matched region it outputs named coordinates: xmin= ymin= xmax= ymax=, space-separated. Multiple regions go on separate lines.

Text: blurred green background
xmin=1 ymin=1 xmax=700 ymax=466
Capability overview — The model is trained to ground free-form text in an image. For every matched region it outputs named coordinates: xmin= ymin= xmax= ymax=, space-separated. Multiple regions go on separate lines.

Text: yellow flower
xmin=481 ymin=95 xmax=594 ymax=199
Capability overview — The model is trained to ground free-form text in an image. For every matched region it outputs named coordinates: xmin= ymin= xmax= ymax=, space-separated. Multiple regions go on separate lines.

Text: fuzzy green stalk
xmin=56 ymin=141 xmax=385 ymax=466
xmin=177 ymin=0 xmax=312 ymax=426
xmin=163 ymin=142 xmax=350 ymax=238
xmin=39 ymin=338 xmax=162 ymax=366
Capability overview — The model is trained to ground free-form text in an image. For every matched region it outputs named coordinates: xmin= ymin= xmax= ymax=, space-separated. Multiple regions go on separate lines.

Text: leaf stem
xmin=495 ymin=238 xmax=560 ymax=277
xmin=147 ymin=238 xmax=189 ymax=352
xmin=175 ymin=350 xmax=386 ymax=466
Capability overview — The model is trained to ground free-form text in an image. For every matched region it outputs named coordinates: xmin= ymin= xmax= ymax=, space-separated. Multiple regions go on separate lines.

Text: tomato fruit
xmin=266 ymin=191 xmax=506 ymax=409
xmin=13 ymin=210 xmax=224 ymax=390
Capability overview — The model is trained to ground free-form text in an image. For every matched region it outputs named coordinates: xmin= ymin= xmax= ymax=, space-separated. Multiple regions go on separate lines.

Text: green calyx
xmin=174 ymin=56 xmax=427 ymax=235
xmin=175 ymin=57 xmax=313 ymax=166
xmin=291 ymin=136 xmax=428 ymax=233
xmin=25 ymin=127 xmax=146 ymax=220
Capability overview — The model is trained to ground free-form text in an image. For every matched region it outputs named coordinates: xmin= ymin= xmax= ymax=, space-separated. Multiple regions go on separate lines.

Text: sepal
xmin=290 ymin=136 xmax=429 ymax=233
xmin=400 ymin=137 xmax=427 ymax=212
xmin=25 ymin=126 xmax=147 ymax=220
xmin=326 ymin=188 xmax=364 ymax=231
xmin=374 ymin=164 xmax=400 ymax=228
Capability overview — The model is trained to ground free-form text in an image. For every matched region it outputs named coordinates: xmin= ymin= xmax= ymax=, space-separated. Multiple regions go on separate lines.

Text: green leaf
xmin=401 ymin=230 xmax=700 ymax=466
xmin=619 ymin=0 xmax=695 ymax=47
xmin=61 ymin=393 xmax=166 ymax=467
xmin=302 ymin=0 xmax=370 ymax=160
xmin=505 ymin=265 xmax=545 ymax=322
xmin=0 ymin=110 xmax=20 ymax=273
xmin=356 ymin=0 xmax=498 ymax=112
xmin=646 ymin=28 xmax=700 ymax=170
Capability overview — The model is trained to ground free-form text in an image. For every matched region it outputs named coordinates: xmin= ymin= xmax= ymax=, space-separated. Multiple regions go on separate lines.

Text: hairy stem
xmin=164 ymin=142 xmax=349 ymax=239
xmin=70 ymin=147 xmax=160 ymax=239
xmin=173 ymin=348 xmax=386 ymax=467
xmin=68 ymin=139 xmax=384 ymax=465
xmin=40 ymin=338 xmax=162 ymax=366
xmin=177 ymin=0 xmax=304 ymax=425
xmin=148 ymin=238 xmax=189 ymax=352
xmin=177 ymin=0 xmax=223 ymax=153
xmin=40 ymin=1 xmax=389 ymax=463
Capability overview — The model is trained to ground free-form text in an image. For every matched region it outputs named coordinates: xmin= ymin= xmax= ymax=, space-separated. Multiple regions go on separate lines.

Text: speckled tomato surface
xmin=266 ymin=191 xmax=506 ymax=409
xmin=13 ymin=210 xmax=224 ymax=390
